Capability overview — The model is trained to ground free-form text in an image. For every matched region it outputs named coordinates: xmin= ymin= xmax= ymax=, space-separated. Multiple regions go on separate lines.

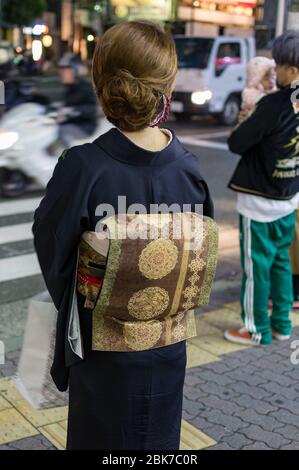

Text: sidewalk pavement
xmin=0 ymin=227 xmax=299 ymax=450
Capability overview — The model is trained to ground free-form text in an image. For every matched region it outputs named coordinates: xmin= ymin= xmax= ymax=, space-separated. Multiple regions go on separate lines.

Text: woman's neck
xmin=120 ymin=126 xmax=170 ymax=152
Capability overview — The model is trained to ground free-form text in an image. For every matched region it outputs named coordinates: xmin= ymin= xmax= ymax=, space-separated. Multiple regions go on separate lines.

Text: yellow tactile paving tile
xmin=194 ymin=331 xmax=250 ymax=356
xmin=223 ymin=301 xmax=240 ymax=312
xmin=0 ymin=377 xmax=68 ymax=428
xmin=0 ymin=376 xmax=218 ymax=450
xmin=225 ymin=301 xmax=299 ymax=326
xmin=0 ymin=408 xmax=39 ymax=445
xmin=192 ymin=308 xmax=250 ymax=356
xmin=0 ymin=377 xmax=23 ymax=402
xmin=13 ymin=400 xmax=68 ymax=428
xmin=59 ymin=420 xmax=67 ymax=431
xmin=39 ymin=420 xmax=67 ymax=450
xmin=195 ymin=317 xmax=224 ymax=337
xmin=0 ymin=395 xmax=12 ymax=412
xmin=201 ymin=308 xmax=243 ymax=332
xmin=290 ymin=311 xmax=299 ymax=326
xmin=180 ymin=420 xmax=216 ymax=450
xmin=188 ymin=307 xmax=250 ymax=364
xmin=39 ymin=418 xmax=216 ymax=451
xmin=186 ymin=342 xmax=220 ymax=369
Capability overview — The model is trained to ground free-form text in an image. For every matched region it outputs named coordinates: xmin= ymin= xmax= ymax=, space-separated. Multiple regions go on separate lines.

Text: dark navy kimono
xmin=32 ymin=126 xmax=213 ymax=450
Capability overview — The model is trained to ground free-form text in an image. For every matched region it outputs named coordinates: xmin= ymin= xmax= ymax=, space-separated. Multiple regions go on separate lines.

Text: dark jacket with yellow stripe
xmin=228 ymin=85 xmax=299 ymax=200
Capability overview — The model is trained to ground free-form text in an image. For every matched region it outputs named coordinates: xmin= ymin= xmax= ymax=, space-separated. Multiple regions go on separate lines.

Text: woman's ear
xmin=290 ymin=66 xmax=298 ymax=79
xmin=291 ymin=66 xmax=299 ymax=81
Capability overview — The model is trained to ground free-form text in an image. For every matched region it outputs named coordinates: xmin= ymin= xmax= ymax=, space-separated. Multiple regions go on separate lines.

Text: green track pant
xmin=239 ymin=211 xmax=296 ymax=345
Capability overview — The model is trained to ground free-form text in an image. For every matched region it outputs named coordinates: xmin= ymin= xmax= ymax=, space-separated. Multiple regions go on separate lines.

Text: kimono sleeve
xmin=201 ymin=179 xmax=214 ymax=219
xmin=32 ymin=148 xmax=91 ymax=311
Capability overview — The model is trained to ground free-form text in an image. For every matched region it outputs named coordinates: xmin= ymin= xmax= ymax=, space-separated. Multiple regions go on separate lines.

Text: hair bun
xmin=92 ymin=21 xmax=177 ymax=131
xmin=100 ymin=69 xmax=162 ymax=131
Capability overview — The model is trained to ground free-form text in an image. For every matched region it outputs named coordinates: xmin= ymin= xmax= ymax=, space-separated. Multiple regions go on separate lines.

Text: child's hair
xmin=92 ymin=20 xmax=177 ymax=132
xmin=272 ymin=30 xmax=299 ymax=68
xmin=246 ymin=56 xmax=276 ymax=90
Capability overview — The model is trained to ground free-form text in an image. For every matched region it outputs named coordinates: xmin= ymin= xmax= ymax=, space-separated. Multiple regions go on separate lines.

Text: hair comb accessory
xmin=150 ymin=93 xmax=171 ymax=127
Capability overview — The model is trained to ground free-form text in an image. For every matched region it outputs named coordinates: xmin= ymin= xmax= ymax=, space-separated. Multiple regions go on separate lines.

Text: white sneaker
xmin=272 ymin=329 xmax=291 ymax=341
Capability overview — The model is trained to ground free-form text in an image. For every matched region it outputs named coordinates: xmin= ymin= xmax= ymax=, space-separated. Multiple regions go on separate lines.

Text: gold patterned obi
xmin=76 ymin=232 xmax=108 ymax=309
xmin=77 ymin=212 xmax=218 ymax=352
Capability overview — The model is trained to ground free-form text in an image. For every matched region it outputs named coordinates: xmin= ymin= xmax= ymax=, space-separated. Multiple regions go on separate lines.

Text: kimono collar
xmin=93 ymin=127 xmax=183 ymax=166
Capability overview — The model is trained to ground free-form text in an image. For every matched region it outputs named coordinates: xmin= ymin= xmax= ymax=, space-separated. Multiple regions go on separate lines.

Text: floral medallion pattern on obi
xmin=138 ymin=239 xmax=178 ymax=280
xmin=127 ymin=286 xmax=170 ymax=319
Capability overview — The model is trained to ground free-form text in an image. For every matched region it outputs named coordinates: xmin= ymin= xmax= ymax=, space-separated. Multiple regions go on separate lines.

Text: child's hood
xmin=246 ymin=56 xmax=276 ymax=89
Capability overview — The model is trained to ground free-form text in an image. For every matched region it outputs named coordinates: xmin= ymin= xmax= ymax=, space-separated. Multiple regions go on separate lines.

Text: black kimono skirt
xmin=66 ymin=292 xmax=187 ymax=450
xmin=32 ymin=127 xmax=213 ymax=450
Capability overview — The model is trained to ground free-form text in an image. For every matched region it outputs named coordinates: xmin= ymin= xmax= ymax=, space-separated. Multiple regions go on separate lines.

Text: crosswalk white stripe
xmin=179 ymin=136 xmax=229 ymax=150
xmin=0 ymin=253 xmax=40 ymax=282
xmin=179 ymin=131 xmax=230 ymax=139
xmin=0 ymin=222 xmax=33 ymax=244
xmin=0 ymin=197 xmax=41 ymax=217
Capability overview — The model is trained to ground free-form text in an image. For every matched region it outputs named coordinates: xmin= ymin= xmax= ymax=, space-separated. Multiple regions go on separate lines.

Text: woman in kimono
xmin=32 ymin=20 xmax=214 ymax=450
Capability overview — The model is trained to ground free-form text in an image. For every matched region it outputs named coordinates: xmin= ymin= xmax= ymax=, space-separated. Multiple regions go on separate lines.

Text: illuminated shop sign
xmin=180 ymin=0 xmax=256 ymax=13
xmin=178 ymin=0 xmax=256 ymax=27
xmin=112 ymin=0 xmax=173 ymax=20
xmin=189 ymin=0 xmax=256 ymax=5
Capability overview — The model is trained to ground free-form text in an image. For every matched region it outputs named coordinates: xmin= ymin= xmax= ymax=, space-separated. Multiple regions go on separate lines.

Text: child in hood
xmin=239 ymin=56 xmax=277 ymax=123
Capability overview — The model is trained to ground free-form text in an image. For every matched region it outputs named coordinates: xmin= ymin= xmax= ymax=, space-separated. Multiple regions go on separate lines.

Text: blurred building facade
xmin=177 ymin=1 xmax=256 ymax=37
xmin=0 ymin=0 xmax=298 ymax=65
xmin=288 ymin=0 xmax=299 ymax=28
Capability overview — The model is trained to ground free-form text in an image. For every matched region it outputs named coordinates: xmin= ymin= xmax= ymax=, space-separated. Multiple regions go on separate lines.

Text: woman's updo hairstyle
xmin=92 ymin=20 xmax=178 ymax=131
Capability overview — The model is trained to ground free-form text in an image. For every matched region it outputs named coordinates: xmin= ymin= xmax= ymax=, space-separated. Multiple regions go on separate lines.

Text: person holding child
xmin=225 ymin=31 xmax=299 ymax=346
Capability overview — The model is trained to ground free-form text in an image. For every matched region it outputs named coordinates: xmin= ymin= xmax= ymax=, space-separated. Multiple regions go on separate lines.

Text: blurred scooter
xmin=0 ymin=102 xmax=113 ymax=197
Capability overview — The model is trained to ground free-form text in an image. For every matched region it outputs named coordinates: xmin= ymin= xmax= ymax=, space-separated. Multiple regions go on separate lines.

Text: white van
xmin=171 ymin=35 xmax=256 ymax=126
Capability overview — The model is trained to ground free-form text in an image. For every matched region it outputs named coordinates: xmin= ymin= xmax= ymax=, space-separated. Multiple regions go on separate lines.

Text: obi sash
xmin=75 ymin=212 xmax=218 ymax=352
